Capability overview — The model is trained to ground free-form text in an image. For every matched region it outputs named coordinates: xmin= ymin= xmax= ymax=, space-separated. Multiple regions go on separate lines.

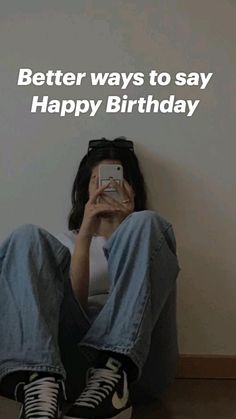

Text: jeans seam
xmin=130 ymin=289 xmax=150 ymax=345
xmin=131 ymin=236 xmax=163 ymax=343
xmin=54 ymin=246 xmax=71 ymax=269
xmin=150 ymin=235 xmax=165 ymax=261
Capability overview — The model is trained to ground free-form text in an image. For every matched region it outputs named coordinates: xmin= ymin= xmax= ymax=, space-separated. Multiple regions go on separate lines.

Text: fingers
xmin=89 ymin=181 xmax=111 ymax=204
xmin=91 ymin=202 xmax=121 ymax=216
xmin=100 ymin=193 xmax=123 ymax=207
xmin=109 ymin=179 xmax=135 ymax=208
xmin=108 ymin=180 xmax=128 ymax=201
xmin=89 ymin=178 xmax=134 ymax=211
xmin=101 ymin=192 xmax=133 ymax=215
xmin=123 ymin=179 xmax=135 ymax=200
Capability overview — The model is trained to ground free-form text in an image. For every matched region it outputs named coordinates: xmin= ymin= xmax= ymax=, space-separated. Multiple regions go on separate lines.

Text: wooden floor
xmin=133 ymin=378 xmax=236 ymax=419
xmin=1 ymin=379 xmax=236 ymax=419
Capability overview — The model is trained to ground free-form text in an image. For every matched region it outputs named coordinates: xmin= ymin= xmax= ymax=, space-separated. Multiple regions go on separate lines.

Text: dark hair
xmin=68 ymin=137 xmax=147 ymax=230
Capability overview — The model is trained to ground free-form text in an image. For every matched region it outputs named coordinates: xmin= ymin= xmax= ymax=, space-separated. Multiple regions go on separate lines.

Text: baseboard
xmin=176 ymin=354 xmax=236 ymax=379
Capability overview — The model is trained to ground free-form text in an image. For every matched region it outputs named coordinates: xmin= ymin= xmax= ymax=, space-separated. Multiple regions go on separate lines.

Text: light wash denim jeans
xmin=0 ymin=211 xmax=180 ymax=403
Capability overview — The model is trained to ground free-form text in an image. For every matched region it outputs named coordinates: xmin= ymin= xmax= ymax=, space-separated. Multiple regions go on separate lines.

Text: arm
xmin=69 ymin=180 xmax=120 ymax=310
xmin=70 ymin=234 xmax=92 ymax=310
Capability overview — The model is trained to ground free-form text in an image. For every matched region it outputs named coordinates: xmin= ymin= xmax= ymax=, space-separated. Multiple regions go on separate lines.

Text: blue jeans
xmin=0 ymin=211 xmax=180 ymax=403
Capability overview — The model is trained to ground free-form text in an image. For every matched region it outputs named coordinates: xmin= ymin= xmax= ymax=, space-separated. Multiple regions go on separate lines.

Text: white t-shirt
xmin=55 ymin=230 xmax=109 ymax=297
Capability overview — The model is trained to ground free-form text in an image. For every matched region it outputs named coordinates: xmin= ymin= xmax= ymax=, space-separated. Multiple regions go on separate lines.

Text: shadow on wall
xmin=136 ymin=144 xmax=235 ymax=352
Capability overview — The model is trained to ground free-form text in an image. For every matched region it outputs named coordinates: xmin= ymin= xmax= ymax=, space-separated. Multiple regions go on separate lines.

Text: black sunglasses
xmin=88 ymin=138 xmax=134 ymax=153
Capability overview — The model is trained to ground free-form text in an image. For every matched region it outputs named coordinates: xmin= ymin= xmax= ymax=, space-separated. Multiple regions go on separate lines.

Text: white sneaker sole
xmin=64 ymin=405 xmax=133 ymax=419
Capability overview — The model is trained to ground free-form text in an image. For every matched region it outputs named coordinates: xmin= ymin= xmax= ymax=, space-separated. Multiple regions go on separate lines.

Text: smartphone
xmin=98 ymin=164 xmax=123 ymax=202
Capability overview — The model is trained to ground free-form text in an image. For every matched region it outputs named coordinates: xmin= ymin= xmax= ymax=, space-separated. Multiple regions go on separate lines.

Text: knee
xmin=11 ymin=223 xmax=43 ymax=241
xmin=130 ymin=210 xmax=171 ymax=233
xmin=129 ymin=210 xmax=157 ymax=223
xmin=125 ymin=211 xmax=173 ymax=246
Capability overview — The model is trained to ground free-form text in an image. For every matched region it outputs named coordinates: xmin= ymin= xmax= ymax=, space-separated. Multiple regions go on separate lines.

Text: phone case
xmin=99 ymin=164 xmax=123 ymax=201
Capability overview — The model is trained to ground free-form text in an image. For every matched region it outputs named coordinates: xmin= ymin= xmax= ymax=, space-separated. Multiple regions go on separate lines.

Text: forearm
xmin=70 ymin=235 xmax=91 ymax=310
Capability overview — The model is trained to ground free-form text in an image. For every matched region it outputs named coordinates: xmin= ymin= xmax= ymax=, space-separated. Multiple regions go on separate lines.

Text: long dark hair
xmin=68 ymin=137 xmax=147 ymax=230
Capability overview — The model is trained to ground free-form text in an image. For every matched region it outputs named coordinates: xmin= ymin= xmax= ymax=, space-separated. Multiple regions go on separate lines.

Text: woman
xmin=0 ymin=137 xmax=180 ymax=419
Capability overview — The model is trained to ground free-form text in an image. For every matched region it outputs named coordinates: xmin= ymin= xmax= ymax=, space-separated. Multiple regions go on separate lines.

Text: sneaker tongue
xmin=105 ymin=357 xmax=122 ymax=372
xmin=29 ymin=372 xmax=39 ymax=383
xmin=29 ymin=372 xmax=57 ymax=383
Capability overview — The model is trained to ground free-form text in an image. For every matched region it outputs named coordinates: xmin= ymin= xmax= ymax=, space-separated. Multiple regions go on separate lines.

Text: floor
xmin=133 ymin=379 xmax=236 ymax=419
xmin=0 ymin=379 xmax=236 ymax=419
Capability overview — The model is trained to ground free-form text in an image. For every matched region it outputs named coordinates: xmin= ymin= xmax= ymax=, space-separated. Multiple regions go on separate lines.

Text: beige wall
xmin=0 ymin=0 xmax=235 ymax=355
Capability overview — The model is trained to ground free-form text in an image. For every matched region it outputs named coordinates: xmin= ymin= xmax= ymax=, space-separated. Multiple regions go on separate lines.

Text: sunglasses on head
xmin=88 ymin=138 xmax=134 ymax=153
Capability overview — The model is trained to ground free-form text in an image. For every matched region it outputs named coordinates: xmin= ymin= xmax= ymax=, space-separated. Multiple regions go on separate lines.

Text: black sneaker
xmin=65 ymin=357 xmax=132 ymax=419
xmin=18 ymin=374 xmax=65 ymax=419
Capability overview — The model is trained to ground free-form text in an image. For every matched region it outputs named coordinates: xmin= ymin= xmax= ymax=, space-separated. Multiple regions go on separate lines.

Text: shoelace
xmin=22 ymin=377 xmax=62 ymax=419
xmin=74 ymin=367 xmax=121 ymax=408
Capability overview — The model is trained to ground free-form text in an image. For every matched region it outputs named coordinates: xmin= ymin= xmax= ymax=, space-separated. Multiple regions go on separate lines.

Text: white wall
xmin=0 ymin=0 xmax=235 ymax=355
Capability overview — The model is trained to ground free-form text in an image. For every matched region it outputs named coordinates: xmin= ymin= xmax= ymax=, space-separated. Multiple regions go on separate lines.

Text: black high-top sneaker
xmin=65 ymin=357 xmax=132 ymax=419
xmin=18 ymin=373 xmax=65 ymax=419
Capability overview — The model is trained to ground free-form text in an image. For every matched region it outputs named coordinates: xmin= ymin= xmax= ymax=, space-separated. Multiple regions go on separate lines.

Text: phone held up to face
xmin=98 ymin=164 xmax=123 ymax=202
